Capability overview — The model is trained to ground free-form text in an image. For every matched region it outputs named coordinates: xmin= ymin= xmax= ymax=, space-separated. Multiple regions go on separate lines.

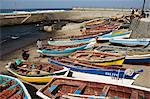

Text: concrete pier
xmin=130 ymin=18 xmax=150 ymax=38
xmin=0 ymin=9 xmax=131 ymax=26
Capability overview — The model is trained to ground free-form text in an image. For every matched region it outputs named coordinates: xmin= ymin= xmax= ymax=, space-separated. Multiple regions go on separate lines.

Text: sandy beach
xmin=0 ymin=20 xmax=150 ymax=98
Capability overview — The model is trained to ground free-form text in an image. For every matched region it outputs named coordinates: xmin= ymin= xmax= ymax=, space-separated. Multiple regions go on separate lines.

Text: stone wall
xmin=130 ymin=18 xmax=150 ymax=38
xmin=0 ymin=10 xmax=130 ymax=26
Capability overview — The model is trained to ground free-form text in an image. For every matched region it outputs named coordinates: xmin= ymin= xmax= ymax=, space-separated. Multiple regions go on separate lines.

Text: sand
xmin=0 ymin=22 xmax=150 ymax=98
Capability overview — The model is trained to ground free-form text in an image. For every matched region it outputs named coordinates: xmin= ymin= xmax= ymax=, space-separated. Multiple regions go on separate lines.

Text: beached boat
xmin=48 ymin=57 xmax=141 ymax=80
xmin=6 ymin=60 xmax=69 ymax=83
xmin=83 ymin=23 xmax=120 ymax=34
xmin=36 ymin=77 xmax=150 ymax=99
xmin=97 ymin=29 xmax=132 ymax=42
xmin=42 ymin=43 xmax=88 ymax=50
xmin=69 ymin=51 xmax=125 ymax=66
xmin=71 ymin=30 xmax=112 ymax=40
xmin=54 ymin=30 xmax=111 ymax=40
xmin=84 ymin=18 xmax=109 ymax=26
xmin=48 ymin=40 xmax=90 ymax=46
xmin=109 ymin=38 xmax=150 ymax=47
xmin=37 ymin=42 xmax=95 ymax=57
xmin=0 ymin=74 xmax=31 ymax=99
xmin=95 ymin=45 xmax=150 ymax=65
xmin=71 ymin=29 xmax=131 ymax=43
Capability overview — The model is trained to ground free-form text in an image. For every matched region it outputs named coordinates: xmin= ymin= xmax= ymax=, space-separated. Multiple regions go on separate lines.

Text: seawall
xmin=0 ymin=9 xmax=130 ymax=26
xmin=130 ymin=18 xmax=150 ymax=38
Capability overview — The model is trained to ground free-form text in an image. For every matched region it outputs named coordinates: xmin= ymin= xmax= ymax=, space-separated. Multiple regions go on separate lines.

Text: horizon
xmin=1 ymin=0 xmax=150 ymax=9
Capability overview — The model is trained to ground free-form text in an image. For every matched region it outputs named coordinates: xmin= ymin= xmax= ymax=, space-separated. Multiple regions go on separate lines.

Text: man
xmin=22 ymin=50 xmax=30 ymax=60
xmin=37 ymin=39 xmax=42 ymax=49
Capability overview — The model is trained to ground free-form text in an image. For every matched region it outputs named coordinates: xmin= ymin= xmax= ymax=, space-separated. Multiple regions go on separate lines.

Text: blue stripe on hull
xmin=124 ymin=58 xmax=150 ymax=64
xmin=48 ymin=59 xmax=136 ymax=79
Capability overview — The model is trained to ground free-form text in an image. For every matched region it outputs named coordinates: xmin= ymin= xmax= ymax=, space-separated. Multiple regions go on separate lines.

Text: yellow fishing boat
xmin=6 ymin=60 xmax=69 ymax=83
xmin=69 ymin=51 xmax=125 ymax=66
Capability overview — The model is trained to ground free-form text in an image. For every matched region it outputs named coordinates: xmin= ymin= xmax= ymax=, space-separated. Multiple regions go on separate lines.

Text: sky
xmin=0 ymin=0 xmax=150 ymax=9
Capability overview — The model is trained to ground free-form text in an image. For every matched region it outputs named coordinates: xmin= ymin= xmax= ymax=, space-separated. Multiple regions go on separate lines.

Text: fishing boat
xmin=36 ymin=77 xmax=150 ymax=99
xmin=54 ymin=30 xmax=111 ymax=40
xmin=48 ymin=57 xmax=142 ymax=81
xmin=0 ymin=74 xmax=31 ymax=99
xmin=97 ymin=29 xmax=132 ymax=42
xmin=48 ymin=40 xmax=90 ymax=46
xmin=42 ymin=43 xmax=88 ymax=50
xmin=37 ymin=42 xmax=95 ymax=57
xmin=109 ymin=38 xmax=150 ymax=47
xmin=6 ymin=60 xmax=69 ymax=83
xmin=71 ymin=29 xmax=131 ymax=43
xmin=71 ymin=30 xmax=112 ymax=40
xmin=69 ymin=51 xmax=125 ymax=66
xmin=83 ymin=23 xmax=120 ymax=34
xmin=84 ymin=18 xmax=109 ymax=26
xmin=95 ymin=45 xmax=150 ymax=65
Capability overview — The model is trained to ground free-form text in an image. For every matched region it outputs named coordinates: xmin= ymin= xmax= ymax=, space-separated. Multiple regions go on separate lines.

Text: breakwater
xmin=0 ymin=9 xmax=130 ymax=26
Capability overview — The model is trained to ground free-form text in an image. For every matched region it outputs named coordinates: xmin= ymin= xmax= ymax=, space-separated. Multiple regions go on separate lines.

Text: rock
xmin=43 ymin=26 xmax=53 ymax=32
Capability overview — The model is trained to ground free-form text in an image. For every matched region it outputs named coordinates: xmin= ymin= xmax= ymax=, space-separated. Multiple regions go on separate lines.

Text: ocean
xmin=0 ymin=8 xmax=72 ymax=14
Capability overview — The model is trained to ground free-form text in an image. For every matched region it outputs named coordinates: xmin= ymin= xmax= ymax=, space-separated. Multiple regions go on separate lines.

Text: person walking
xmin=37 ymin=39 xmax=42 ymax=49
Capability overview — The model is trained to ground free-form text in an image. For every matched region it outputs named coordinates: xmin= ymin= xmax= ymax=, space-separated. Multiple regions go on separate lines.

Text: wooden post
xmin=142 ymin=0 xmax=146 ymax=12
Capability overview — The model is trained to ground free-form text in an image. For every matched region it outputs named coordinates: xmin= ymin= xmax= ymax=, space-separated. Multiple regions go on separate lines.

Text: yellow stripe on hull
xmin=17 ymin=76 xmax=53 ymax=83
xmin=7 ymin=69 xmax=54 ymax=83
xmin=94 ymin=59 xmax=125 ymax=66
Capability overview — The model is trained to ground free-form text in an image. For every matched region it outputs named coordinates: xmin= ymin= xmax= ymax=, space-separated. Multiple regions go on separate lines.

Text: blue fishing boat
xmin=37 ymin=42 xmax=95 ymax=57
xmin=48 ymin=40 xmax=90 ymax=46
xmin=109 ymin=38 xmax=150 ymax=47
xmin=97 ymin=30 xmax=132 ymax=42
xmin=0 ymin=74 xmax=31 ymax=99
xmin=48 ymin=58 xmax=142 ymax=80
xmin=95 ymin=45 xmax=150 ymax=65
xmin=72 ymin=30 xmax=132 ymax=43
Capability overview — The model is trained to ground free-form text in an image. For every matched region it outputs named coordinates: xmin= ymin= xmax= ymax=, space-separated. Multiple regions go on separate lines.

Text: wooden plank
xmin=130 ymin=90 xmax=138 ymax=99
xmin=101 ymin=85 xmax=110 ymax=96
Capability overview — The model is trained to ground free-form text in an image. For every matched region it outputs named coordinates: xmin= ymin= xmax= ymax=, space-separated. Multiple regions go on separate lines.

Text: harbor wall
xmin=0 ymin=9 xmax=130 ymax=26
xmin=130 ymin=18 xmax=150 ymax=38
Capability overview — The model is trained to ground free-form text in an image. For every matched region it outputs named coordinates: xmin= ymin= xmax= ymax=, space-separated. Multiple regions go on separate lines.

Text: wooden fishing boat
xmin=48 ymin=40 xmax=90 ymax=46
xmin=109 ymin=38 xmax=150 ymax=47
xmin=83 ymin=28 xmax=112 ymax=35
xmin=95 ymin=45 xmax=150 ymax=65
xmin=36 ymin=77 xmax=150 ymax=99
xmin=37 ymin=42 xmax=95 ymax=57
xmin=6 ymin=60 xmax=69 ymax=83
xmin=48 ymin=57 xmax=142 ymax=80
xmin=84 ymin=23 xmax=120 ymax=34
xmin=54 ymin=30 xmax=111 ymax=40
xmin=84 ymin=18 xmax=109 ymax=26
xmin=0 ymin=74 xmax=31 ymax=99
xmin=70 ymin=29 xmax=131 ymax=43
xmin=71 ymin=30 xmax=112 ymax=40
xmin=97 ymin=29 xmax=132 ymax=42
xmin=69 ymin=51 xmax=125 ymax=66
xmin=42 ymin=43 xmax=88 ymax=50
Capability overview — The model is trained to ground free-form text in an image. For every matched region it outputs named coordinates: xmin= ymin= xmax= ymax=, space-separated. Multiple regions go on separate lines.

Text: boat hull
xmin=6 ymin=63 xmax=69 ymax=83
xmin=48 ymin=58 xmax=138 ymax=80
xmin=109 ymin=38 xmax=150 ymax=47
xmin=95 ymin=46 xmax=150 ymax=65
xmin=37 ymin=45 xmax=86 ymax=57
xmin=71 ymin=71 xmax=135 ymax=85
xmin=0 ymin=74 xmax=31 ymax=99
xmin=125 ymin=57 xmax=150 ymax=65
xmin=94 ymin=58 xmax=125 ymax=66
xmin=6 ymin=69 xmax=67 ymax=83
